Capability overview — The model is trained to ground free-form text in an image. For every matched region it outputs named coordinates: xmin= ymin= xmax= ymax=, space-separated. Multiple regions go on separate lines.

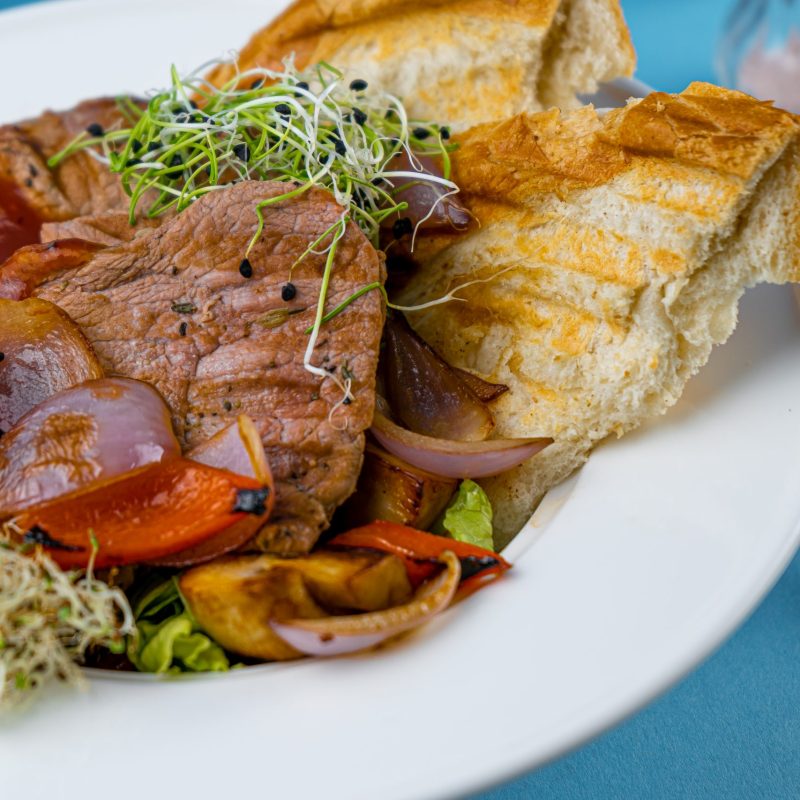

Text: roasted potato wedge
xmin=180 ymin=550 xmax=412 ymax=661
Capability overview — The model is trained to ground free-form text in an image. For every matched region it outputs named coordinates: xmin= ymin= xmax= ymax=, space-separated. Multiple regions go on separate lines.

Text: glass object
xmin=717 ymin=0 xmax=800 ymax=112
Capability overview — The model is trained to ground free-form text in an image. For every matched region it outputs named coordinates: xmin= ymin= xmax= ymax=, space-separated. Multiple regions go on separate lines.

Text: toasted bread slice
xmin=395 ymin=84 xmax=800 ymax=544
xmin=207 ymin=0 xmax=635 ymax=130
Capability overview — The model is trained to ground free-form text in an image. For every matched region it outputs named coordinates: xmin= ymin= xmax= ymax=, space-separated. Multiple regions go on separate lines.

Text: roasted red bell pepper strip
xmin=328 ymin=521 xmax=511 ymax=599
xmin=13 ymin=458 xmax=271 ymax=569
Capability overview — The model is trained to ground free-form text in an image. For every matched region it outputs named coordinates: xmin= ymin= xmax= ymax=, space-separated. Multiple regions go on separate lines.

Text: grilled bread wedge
xmin=207 ymin=0 xmax=635 ymax=130
xmin=395 ymin=83 xmax=800 ymax=544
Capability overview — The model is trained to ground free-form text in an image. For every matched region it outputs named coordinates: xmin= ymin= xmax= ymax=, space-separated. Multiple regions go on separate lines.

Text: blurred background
xmin=0 ymin=0 xmax=797 ymax=798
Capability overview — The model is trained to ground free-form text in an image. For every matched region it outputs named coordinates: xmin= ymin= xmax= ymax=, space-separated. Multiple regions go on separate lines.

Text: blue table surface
xmin=1 ymin=0 xmax=798 ymax=797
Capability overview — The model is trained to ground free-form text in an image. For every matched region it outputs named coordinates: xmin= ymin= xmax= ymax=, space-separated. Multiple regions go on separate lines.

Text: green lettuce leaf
xmin=128 ymin=579 xmax=229 ymax=674
xmin=437 ymin=479 xmax=495 ymax=551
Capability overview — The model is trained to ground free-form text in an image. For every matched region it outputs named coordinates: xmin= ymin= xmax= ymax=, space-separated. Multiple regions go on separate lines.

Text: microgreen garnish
xmin=48 ymin=57 xmax=463 ymax=407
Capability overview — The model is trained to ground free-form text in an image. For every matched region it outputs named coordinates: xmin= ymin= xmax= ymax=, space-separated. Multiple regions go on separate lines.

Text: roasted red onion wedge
xmin=451 ymin=367 xmax=509 ymax=404
xmin=383 ymin=313 xmax=493 ymax=441
xmin=187 ymin=415 xmax=272 ymax=485
xmin=382 ymin=150 xmax=470 ymax=231
xmin=269 ymin=550 xmax=461 ymax=657
xmin=0 ymin=377 xmax=179 ymax=515
xmin=152 ymin=416 xmax=275 ymax=566
xmin=371 ymin=410 xmax=553 ymax=479
xmin=0 ymin=297 xmax=104 ymax=431
xmin=0 ymin=238 xmax=103 ymax=300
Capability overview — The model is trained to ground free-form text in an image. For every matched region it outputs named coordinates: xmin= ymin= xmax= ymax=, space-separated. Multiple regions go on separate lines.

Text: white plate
xmin=2 ymin=2 xmax=800 ymax=799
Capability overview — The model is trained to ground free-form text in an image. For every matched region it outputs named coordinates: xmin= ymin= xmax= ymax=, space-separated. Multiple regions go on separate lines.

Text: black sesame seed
xmin=385 ymin=108 xmax=397 ymax=121
xmin=275 ymin=103 xmax=292 ymax=117
xmin=281 ymin=282 xmax=297 ymax=301
xmin=239 ymin=258 xmax=253 ymax=279
xmin=343 ymin=397 xmax=352 ymax=405
xmin=125 ymin=157 xmax=141 ymax=168
xmin=233 ymin=143 xmax=250 ymax=162
xmin=179 ymin=322 xmax=188 ymax=337
xmin=0 ymin=352 xmax=5 ymax=362
xmin=148 ymin=141 xmax=160 ymax=153
xmin=189 ymin=100 xmax=200 ymax=110
xmin=223 ymin=400 xmax=233 ymax=412
xmin=250 ymin=78 xmax=265 ymax=90
xmin=349 ymin=79 xmax=368 ymax=92
xmin=295 ymin=81 xmax=310 ymax=94
xmin=86 ymin=123 xmax=105 ymax=137
xmin=392 ymin=217 xmax=414 ymax=239
xmin=352 ymin=107 xmax=368 ymax=126
xmin=131 ymin=138 xmax=143 ymax=153
xmin=169 ymin=154 xmax=183 ymax=169
xmin=28 ymin=164 xmax=38 ymax=178
xmin=413 ymin=127 xmax=431 ymax=140
xmin=439 ymin=126 xmax=451 ymax=140
xmin=333 ymin=138 xmax=347 ymax=156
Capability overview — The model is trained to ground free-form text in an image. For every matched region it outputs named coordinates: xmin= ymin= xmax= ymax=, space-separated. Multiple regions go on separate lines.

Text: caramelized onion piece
xmin=371 ymin=409 xmax=552 ymax=479
xmin=152 ymin=416 xmax=275 ymax=567
xmin=187 ymin=415 xmax=272 ymax=485
xmin=0 ymin=297 xmax=104 ymax=431
xmin=270 ymin=550 xmax=461 ymax=657
xmin=338 ymin=442 xmax=457 ymax=530
xmin=0 ymin=238 xmax=103 ymax=300
xmin=0 ymin=377 xmax=180 ymax=516
xmin=451 ymin=367 xmax=509 ymax=404
xmin=383 ymin=150 xmax=470 ymax=231
xmin=383 ymin=313 xmax=493 ymax=442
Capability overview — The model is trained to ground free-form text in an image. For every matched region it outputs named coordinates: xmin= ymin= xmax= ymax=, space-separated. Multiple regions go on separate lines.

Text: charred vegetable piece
xmin=0 ymin=238 xmax=103 ymax=300
xmin=179 ymin=558 xmax=328 ymax=662
xmin=0 ymin=378 xmax=180 ymax=516
xmin=0 ymin=298 xmax=104 ymax=432
xmin=270 ymin=551 xmax=461 ymax=658
xmin=151 ymin=416 xmax=275 ymax=567
xmin=450 ymin=367 xmax=509 ymax=404
xmin=11 ymin=458 xmax=271 ymax=569
xmin=180 ymin=550 xmax=413 ymax=661
xmin=382 ymin=313 xmax=494 ymax=442
xmin=338 ymin=442 xmax=457 ymax=530
xmin=328 ymin=521 xmax=511 ymax=600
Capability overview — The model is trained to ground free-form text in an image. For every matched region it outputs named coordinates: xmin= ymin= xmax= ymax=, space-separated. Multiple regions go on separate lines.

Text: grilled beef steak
xmin=29 ymin=181 xmax=385 ymax=553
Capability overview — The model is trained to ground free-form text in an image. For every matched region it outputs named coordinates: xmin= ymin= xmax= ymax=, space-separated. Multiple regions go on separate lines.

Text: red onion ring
xmin=270 ymin=550 xmax=461 ymax=657
xmin=370 ymin=410 xmax=552 ymax=479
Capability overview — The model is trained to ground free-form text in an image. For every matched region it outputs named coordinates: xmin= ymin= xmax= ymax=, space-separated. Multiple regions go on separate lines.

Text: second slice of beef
xmin=33 ymin=180 xmax=385 ymax=554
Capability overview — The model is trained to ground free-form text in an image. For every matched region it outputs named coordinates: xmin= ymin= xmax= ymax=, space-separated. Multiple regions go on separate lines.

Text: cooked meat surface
xmin=31 ymin=181 xmax=385 ymax=553
xmin=0 ymin=98 xmax=130 ymax=223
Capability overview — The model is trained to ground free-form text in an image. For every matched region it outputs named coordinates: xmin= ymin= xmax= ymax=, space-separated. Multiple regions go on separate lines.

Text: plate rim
xmin=1 ymin=3 xmax=799 ymax=799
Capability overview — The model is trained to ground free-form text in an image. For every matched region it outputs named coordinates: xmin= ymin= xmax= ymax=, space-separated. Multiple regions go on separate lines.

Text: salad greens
xmin=129 ymin=579 xmax=229 ymax=674
xmin=436 ymin=480 xmax=495 ymax=551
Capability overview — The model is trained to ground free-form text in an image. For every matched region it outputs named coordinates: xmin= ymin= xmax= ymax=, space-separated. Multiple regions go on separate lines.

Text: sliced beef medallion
xmin=0 ymin=98 xmax=132 ymax=261
xmin=32 ymin=180 xmax=385 ymax=554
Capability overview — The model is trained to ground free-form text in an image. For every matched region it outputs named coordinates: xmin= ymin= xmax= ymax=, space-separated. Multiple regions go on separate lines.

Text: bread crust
xmin=207 ymin=0 xmax=635 ymax=129
xmin=396 ymin=85 xmax=800 ymax=542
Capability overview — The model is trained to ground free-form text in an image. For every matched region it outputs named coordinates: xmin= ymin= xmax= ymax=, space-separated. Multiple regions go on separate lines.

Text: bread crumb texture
xmin=396 ymin=84 xmax=800 ymax=543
